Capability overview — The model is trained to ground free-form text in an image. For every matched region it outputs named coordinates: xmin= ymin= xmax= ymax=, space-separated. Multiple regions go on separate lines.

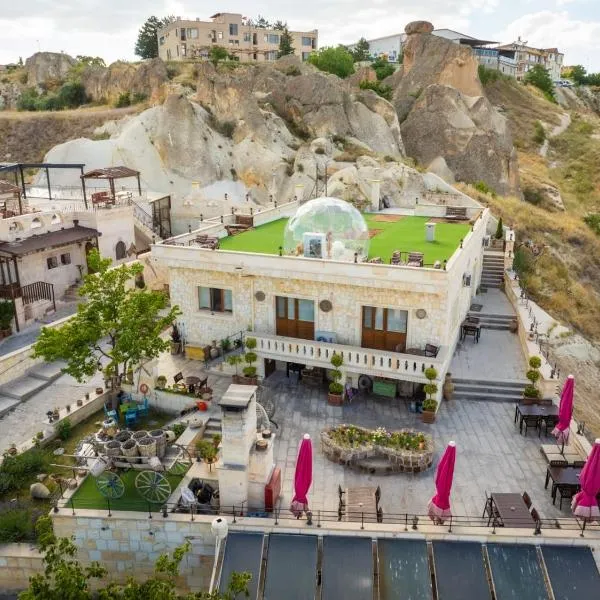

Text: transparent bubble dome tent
xmin=283 ymin=197 xmax=370 ymax=262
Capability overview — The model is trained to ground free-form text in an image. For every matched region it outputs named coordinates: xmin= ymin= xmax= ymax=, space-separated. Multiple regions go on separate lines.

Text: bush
xmin=424 ymin=367 xmax=438 ymax=400
xmin=359 ymin=80 xmax=392 ymax=100
xmin=57 ymin=418 xmax=72 ymax=441
xmin=0 ymin=507 xmax=33 ymax=542
xmin=16 ymin=87 xmax=40 ymax=111
xmin=0 ymin=449 xmax=48 ymax=496
xmin=474 ymin=180 xmax=495 ymax=196
xmin=115 ymin=92 xmax=131 ymax=108
xmin=285 ymin=66 xmax=301 ymax=76
xmin=170 ymin=423 xmax=186 ymax=438
xmin=495 ymin=217 xmax=504 ymax=240
xmin=523 ymin=187 xmax=543 ymax=206
xmin=308 ymin=46 xmax=354 ymax=79
xmin=0 ymin=300 xmax=14 ymax=330
xmin=524 ymin=64 xmax=555 ymax=102
xmin=583 ymin=214 xmax=600 ymax=236
xmin=533 ymin=120 xmax=546 ymax=145
xmin=371 ymin=57 xmax=395 ymax=81
xmin=57 ymin=81 xmax=87 ymax=108
xmin=529 ymin=356 xmax=542 ymax=369
xmin=422 ymin=398 xmax=438 ymax=412
xmin=131 ymin=92 xmax=147 ymax=104
xmin=209 ymin=115 xmax=236 ymax=138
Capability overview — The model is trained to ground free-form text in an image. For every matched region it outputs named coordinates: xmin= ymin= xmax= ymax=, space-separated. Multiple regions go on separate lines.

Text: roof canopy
xmin=81 ymin=166 xmax=140 ymax=180
xmin=0 ymin=225 xmax=99 ymax=257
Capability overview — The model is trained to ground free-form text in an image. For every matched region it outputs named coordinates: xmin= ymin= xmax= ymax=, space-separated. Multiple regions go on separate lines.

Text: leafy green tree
xmin=570 ymin=65 xmax=587 ymax=84
xmin=135 ymin=16 xmax=175 ymax=59
xmin=372 ymin=57 xmax=395 ymax=81
xmin=350 ymin=38 xmax=370 ymax=62
xmin=20 ymin=535 xmax=251 ymax=600
xmin=277 ymin=28 xmax=295 ymax=58
xmin=75 ymin=56 xmax=106 ymax=68
xmin=254 ymin=15 xmax=272 ymax=29
xmin=210 ymin=46 xmax=229 ymax=66
xmin=524 ymin=64 xmax=555 ymax=101
xmin=273 ymin=20 xmax=287 ymax=31
xmin=308 ymin=46 xmax=354 ymax=79
xmin=32 ymin=250 xmax=180 ymax=393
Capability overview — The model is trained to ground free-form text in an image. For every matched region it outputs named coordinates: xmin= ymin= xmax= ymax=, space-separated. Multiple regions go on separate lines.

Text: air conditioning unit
xmin=303 ymin=232 xmax=326 ymax=259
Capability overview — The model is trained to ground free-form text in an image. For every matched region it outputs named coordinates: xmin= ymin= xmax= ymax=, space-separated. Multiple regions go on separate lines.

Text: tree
xmin=524 ymin=64 xmax=555 ymax=101
xmin=277 ymin=28 xmax=295 ymax=58
xmin=350 ymin=38 xmax=370 ymax=62
xmin=32 ymin=250 xmax=180 ymax=396
xmin=273 ymin=20 xmax=287 ymax=31
xmin=371 ymin=57 xmax=395 ymax=81
xmin=20 ymin=533 xmax=251 ymax=600
xmin=570 ymin=65 xmax=587 ymax=84
xmin=209 ymin=46 xmax=229 ymax=66
xmin=135 ymin=16 xmax=175 ymax=59
xmin=255 ymin=15 xmax=271 ymax=29
xmin=308 ymin=46 xmax=354 ymax=79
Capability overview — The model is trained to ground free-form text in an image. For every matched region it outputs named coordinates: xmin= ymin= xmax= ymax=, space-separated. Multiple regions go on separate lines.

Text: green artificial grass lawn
xmin=70 ymin=469 xmax=184 ymax=511
xmin=218 ymin=215 xmax=470 ymax=263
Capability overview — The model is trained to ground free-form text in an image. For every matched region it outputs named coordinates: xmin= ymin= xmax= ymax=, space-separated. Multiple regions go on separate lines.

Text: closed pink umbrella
xmin=552 ymin=375 xmax=575 ymax=444
xmin=572 ymin=438 xmax=600 ymax=522
xmin=290 ymin=433 xmax=313 ymax=518
xmin=428 ymin=441 xmax=456 ymax=524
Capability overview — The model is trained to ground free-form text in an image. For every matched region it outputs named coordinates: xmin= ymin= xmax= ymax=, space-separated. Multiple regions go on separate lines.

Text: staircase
xmin=452 ymin=377 xmax=527 ymax=403
xmin=62 ymin=282 xmax=82 ymax=302
xmin=132 ymin=200 xmax=162 ymax=249
xmin=480 ymin=251 xmax=505 ymax=290
xmin=202 ymin=417 xmax=222 ymax=440
xmin=466 ymin=311 xmax=516 ymax=331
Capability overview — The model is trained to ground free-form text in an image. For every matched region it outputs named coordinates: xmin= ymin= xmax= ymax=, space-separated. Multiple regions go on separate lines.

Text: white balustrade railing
xmin=251 ymin=332 xmax=446 ymax=383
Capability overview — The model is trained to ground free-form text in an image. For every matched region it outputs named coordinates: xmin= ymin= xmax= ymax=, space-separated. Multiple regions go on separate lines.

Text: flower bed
xmin=321 ymin=425 xmax=433 ymax=474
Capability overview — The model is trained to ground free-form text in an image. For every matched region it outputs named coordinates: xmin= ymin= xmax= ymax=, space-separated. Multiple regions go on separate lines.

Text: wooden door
xmin=361 ymin=307 xmax=407 ymax=352
xmin=362 ymin=306 xmax=385 ymax=350
xmin=276 ymin=297 xmax=314 ymax=340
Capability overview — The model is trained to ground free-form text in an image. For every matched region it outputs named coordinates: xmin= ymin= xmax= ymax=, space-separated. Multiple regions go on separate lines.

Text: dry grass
xmin=0 ymin=105 xmax=142 ymax=164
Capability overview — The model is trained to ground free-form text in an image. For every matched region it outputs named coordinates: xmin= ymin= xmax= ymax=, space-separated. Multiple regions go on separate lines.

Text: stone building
xmin=157 ymin=12 xmax=318 ymax=62
xmin=153 ymin=195 xmax=490 ymax=396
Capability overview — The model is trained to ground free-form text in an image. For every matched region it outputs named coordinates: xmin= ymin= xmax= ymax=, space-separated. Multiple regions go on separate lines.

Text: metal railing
xmin=21 ymin=281 xmax=55 ymax=308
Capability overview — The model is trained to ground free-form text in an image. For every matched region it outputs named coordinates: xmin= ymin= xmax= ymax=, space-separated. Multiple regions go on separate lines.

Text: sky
xmin=1 ymin=0 xmax=599 ymax=71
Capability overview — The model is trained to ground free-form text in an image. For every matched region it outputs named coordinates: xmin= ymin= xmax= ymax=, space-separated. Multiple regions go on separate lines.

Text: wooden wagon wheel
xmin=135 ymin=470 xmax=172 ymax=504
xmin=96 ymin=472 xmax=125 ymax=499
xmin=167 ymin=444 xmax=193 ymax=476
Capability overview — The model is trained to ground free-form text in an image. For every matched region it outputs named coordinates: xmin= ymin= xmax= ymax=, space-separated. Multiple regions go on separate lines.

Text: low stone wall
xmin=0 ymin=543 xmax=43 ymax=594
xmin=321 ymin=427 xmax=433 ymax=474
xmin=153 ymin=389 xmax=197 ymax=414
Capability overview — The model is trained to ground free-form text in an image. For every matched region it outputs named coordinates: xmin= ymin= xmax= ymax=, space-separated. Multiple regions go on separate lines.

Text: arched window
xmin=115 ymin=241 xmax=127 ymax=260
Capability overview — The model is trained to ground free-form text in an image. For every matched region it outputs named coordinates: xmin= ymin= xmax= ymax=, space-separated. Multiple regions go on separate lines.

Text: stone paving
xmin=263 ymin=370 xmax=565 ymax=522
xmin=471 ymin=289 xmax=515 ymax=316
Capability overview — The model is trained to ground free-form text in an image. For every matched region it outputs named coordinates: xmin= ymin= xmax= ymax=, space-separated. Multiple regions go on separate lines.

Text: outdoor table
xmin=460 ymin=321 xmax=480 ymax=343
xmin=185 ymin=376 xmax=201 ymax=393
xmin=344 ymin=486 xmax=378 ymax=523
xmin=490 ymin=492 xmax=534 ymax=528
xmin=545 ymin=465 xmax=582 ymax=500
xmin=514 ymin=403 xmax=559 ymax=434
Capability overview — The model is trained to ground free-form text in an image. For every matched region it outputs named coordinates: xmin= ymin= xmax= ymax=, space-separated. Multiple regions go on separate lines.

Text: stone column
xmin=368 ymin=179 xmax=381 ymax=211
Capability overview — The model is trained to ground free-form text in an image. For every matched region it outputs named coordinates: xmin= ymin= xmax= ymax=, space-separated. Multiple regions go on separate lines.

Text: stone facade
xmin=321 ymin=426 xmax=433 ymax=474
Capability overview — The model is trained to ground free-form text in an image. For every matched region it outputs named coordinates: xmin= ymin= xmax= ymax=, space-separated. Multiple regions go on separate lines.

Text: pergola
xmin=81 ymin=166 xmax=142 ymax=204
xmin=0 ymin=179 xmax=23 ymax=216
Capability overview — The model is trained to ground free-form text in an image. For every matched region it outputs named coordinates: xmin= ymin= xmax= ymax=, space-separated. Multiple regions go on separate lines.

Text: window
xmin=267 ymin=34 xmax=280 ymax=44
xmin=187 ymin=28 xmax=198 ymax=39
xmin=181 ymin=44 xmax=187 ymax=57
xmin=266 ymin=51 xmax=277 ymax=61
xmin=229 ymin=23 xmax=238 ymax=36
xmin=60 ymin=252 xmax=71 ymax=265
xmin=115 ymin=241 xmax=127 ymax=260
xmin=302 ymin=52 xmax=311 ymax=61
xmin=47 ymin=256 xmax=58 ymax=270
xmin=244 ymin=32 xmax=251 ymax=42
xmin=217 ymin=31 xmax=223 ymax=39
xmin=159 ymin=36 xmax=165 ymax=46
xmin=198 ymin=287 xmax=232 ymax=313
xmin=302 ymin=37 xmax=312 ymax=46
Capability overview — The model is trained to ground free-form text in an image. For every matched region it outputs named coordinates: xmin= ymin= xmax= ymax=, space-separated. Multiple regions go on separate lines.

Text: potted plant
xmin=76 ymin=398 xmax=83 ymax=407
xmin=196 ymin=439 xmax=218 ymax=467
xmin=442 ymin=372 xmax=454 ymax=401
xmin=212 ymin=433 xmax=222 ymax=449
xmin=85 ymin=392 xmax=90 ymax=401
xmin=156 ymin=375 xmax=167 ymax=389
xmin=7 ymin=442 xmax=17 ymax=455
xmin=227 ymin=354 xmax=243 ymax=381
xmin=0 ymin=300 xmax=14 ymax=338
xmin=52 ymin=407 xmax=60 ymax=420
xmin=523 ymin=355 xmax=542 ymax=404
xmin=65 ymin=404 xmax=71 ymax=413
xmin=241 ymin=337 xmax=258 ymax=384
xmin=327 ymin=352 xmax=344 ymax=406
xmin=210 ymin=340 xmax=220 ymax=360
xmin=221 ymin=337 xmax=232 ymax=354
xmin=170 ymin=324 xmax=181 ymax=355
xmin=422 ymin=367 xmax=439 ymax=423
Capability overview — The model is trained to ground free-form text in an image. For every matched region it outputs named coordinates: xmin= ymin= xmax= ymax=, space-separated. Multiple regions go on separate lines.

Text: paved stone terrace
xmin=264 ymin=370 xmax=565 ymax=521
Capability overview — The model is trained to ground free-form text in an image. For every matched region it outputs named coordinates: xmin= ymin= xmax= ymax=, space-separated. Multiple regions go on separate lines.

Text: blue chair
xmin=104 ymin=403 xmax=117 ymax=421
xmin=137 ymin=396 xmax=149 ymax=418
xmin=125 ymin=409 xmax=138 ymax=428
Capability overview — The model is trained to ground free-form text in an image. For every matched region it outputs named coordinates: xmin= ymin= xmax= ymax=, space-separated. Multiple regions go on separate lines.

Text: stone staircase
xmin=480 ymin=251 xmax=504 ymax=290
xmin=452 ymin=377 xmax=528 ymax=403
xmin=202 ymin=417 xmax=222 ymax=440
xmin=0 ymin=361 xmax=66 ymax=417
xmin=62 ymin=282 xmax=82 ymax=303
xmin=467 ymin=311 xmax=516 ymax=331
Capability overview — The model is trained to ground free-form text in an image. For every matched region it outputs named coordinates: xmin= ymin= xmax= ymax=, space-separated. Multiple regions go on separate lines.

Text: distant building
xmin=157 ymin=12 xmax=318 ymax=62
xmin=347 ymin=33 xmax=405 ymax=63
xmin=495 ymin=39 xmax=564 ymax=81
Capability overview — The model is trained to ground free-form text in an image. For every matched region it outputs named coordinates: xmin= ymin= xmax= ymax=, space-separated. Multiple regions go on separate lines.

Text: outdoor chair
xmin=483 ymin=491 xmax=500 ymax=526
xmin=407 ymin=252 xmax=424 ymax=267
xmin=522 ymin=415 xmax=540 ymax=436
xmin=137 ymin=397 xmax=149 ymax=418
xmin=549 ymin=459 xmax=568 ymax=468
xmin=522 ymin=491 xmax=532 ymax=510
xmin=377 ymin=507 xmax=383 ymax=523
xmin=104 ymin=403 xmax=117 ymax=421
xmin=375 ymin=486 xmax=381 ymax=506
xmin=125 ymin=409 xmax=138 ymax=428
xmin=555 ymin=485 xmax=576 ymax=510
xmin=424 ymin=344 xmax=439 ymax=358
xmin=338 ymin=484 xmax=345 ymax=506
xmin=531 ymin=507 xmax=541 ymax=524
xmin=391 ymin=251 xmax=402 ymax=265
xmin=540 ymin=415 xmax=559 ymax=437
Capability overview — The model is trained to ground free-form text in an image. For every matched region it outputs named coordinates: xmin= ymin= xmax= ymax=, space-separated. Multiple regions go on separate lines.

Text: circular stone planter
xmin=321 ymin=425 xmax=434 ymax=474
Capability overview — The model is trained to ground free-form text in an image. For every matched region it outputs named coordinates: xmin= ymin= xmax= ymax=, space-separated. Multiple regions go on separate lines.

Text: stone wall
xmin=52 ymin=511 xmax=216 ymax=593
xmin=0 ymin=543 xmax=44 ymax=595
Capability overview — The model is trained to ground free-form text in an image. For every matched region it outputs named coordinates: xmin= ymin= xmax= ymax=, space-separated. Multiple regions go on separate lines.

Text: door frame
xmin=361 ymin=305 xmax=408 ymax=352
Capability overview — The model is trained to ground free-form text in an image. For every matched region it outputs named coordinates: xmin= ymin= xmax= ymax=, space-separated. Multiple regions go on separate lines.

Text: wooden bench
xmin=225 ymin=224 xmax=250 ymax=236
xmin=91 ymin=191 xmax=112 ymax=207
xmin=235 ymin=214 xmax=254 ymax=227
xmin=446 ymin=206 xmax=468 ymax=220
xmin=192 ymin=235 xmax=219 ymax=249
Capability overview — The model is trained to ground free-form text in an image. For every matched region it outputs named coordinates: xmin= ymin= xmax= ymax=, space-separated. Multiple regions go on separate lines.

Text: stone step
xmin=0 ymin=375 xmax=49 ymax=401
xmin=452 ymin=378 xmax=527 ymax=402
xmin=480 ymin=282 xmax=502 ymax=289
xmin=453 ymin=377 xmax=528 ymax=389
xmin=0 ymin=394 xmax=21 ymax=418
xmin=482 ymin=267 xmax=505 ymax=274
xmin=29 ymin=361 xmax=66 ymax=382
xmin=453 ymin=390 xmax=524 ymax=402
xmin=468 ymin=312 xmax=515 ymax=321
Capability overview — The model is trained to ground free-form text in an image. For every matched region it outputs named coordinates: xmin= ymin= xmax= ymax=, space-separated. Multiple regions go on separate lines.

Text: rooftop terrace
xmin=218 ymin=215 xmax=471 ymax=264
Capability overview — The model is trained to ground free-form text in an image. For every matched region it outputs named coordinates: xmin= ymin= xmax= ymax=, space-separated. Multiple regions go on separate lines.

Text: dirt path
xmin=540 ymin=112 xmax=571 ymax=157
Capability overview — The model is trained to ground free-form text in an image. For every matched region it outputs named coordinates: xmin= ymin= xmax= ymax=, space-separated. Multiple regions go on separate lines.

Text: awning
xmin=0 ymin=225 xmax=99 ymax=257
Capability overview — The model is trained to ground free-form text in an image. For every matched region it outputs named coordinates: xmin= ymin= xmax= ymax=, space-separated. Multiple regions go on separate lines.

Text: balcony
xmin=251 ymin=332 xmax=448 ymax=384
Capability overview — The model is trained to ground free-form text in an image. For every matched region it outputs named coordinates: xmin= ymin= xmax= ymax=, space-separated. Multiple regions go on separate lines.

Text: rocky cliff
xmin=25 ymin=52 xmax=76 ymax=88
xmin=389 ymin=22 xmax=519 ymax=195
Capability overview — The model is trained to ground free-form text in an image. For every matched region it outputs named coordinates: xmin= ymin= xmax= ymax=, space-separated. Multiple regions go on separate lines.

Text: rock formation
xmin=25 ymin=52 xmax=76 ymax=88
xmin=391 ymin=21 xmax=520 ymax=195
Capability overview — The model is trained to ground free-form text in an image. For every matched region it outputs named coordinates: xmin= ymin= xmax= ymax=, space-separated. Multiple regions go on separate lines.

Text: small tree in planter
xmin=495 ymin=217 xmax=504 ymax=240
xmin=422 ymin=367 xmax=438 ymax=423
xmin=242 ymin=337 xmax=258 ymax=384
xmin=328 ymin=352 xmax=344 ymax=406
xmin=227 ymin=354 xmax=243 ymax=379
xmin=523 ymin=355 xmax=542 ymax=403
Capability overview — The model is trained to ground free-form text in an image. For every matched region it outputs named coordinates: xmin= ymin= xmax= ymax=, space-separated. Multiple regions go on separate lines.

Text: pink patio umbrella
xmin=428 ymin=441 xmax=456 ymax=524
xmin=572 ymin=438 xmax=600 ymax=522
xmin=552 ymin=375 xmax=575 ymax=444
xmin=290 ymin=433 xmax=313 ymax=518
